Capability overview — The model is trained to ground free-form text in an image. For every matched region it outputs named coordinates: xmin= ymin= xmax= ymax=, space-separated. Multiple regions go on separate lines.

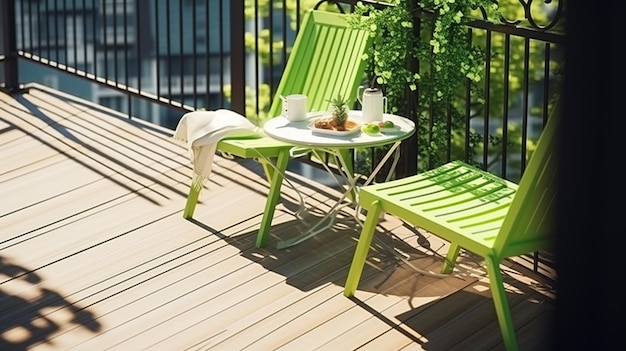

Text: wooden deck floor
xmin=1 ymin=84 xmax=556 ymax=350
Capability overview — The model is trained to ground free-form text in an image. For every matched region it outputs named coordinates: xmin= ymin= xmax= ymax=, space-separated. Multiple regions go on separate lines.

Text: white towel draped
xmin=173 ymin=109 xmax=261 ymax=179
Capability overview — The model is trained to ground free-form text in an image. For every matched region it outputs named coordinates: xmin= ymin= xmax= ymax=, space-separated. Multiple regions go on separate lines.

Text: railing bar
xmin=179 ymin=1 xmax=184 ymax=101
xmin=58 ymin=0 xmax=62 ymax=69
xmin=124 ymin=0 xmax=131 ymax=117
xmin=103 ymin=0 xmax=108 ymax=79
xmin=219 ymin=0 xmax=226 ymax=107
xmin=72 ymin=0 xmax=77 ymax=70
xmin=228 ymin=0 xmax=243 ymax=111
xmin=520 ymin=36 xmax=531 ymax=177
xmin=41 ymin=0 xmax=46 ymax=60
xmin=296 ymin=0 xmax=301 ymax=27
xmin=1 ymin=0 xmax=18 ymax=91
xmin=501 ymin=33 xmax=511 ymax=177
xmin=191 ymin=0 xmax=197 ymax=108
xmin=542 ymin=42 xmax=551 ymax=124
xmin=463 ymin=28 xmax=472 ymax=163
xmin=282 ymin=0 xmax=288 ymax=91
xmin=136 ymin=0 xmax=142 ymax=95
xmin=62 ymin=0 xmax=66 ymax=65
xmin=124 ymin=0 xmax=129 ymax=89
xmin=465 ymin=18 xmax=564 ymax=45
xmin=22 ymin=1 xmax=29 ymax=56
xmin=61 ymin=1 xmax=66 ymax=65
xmin=154 ymin=0 xmax=160 ymax=98
xmin=204 ymin=0 xmax=210 ymax=108
xmin=27 ymin=2 xmax=35 ymax=52
xmin=481 ymin=29 xmax=492 ymax=171
xmin=166 ymin=0 xmax=172 ymax=98
xmin=280 ymin=0 xmax=289 ymax=101
xmin=252 ymin=2 xmax=260 ymax=111
xmin=63 ymin=0 xmax=70 ymax=69
xmin=92 ymin=0 xmax=98 ymax=78
xmin=43 ymin=1 xmax=47 ymax=57
xmin=13 ymin=1 xmax=18 ymax=55
xmin=82 ymin=0 xmax=87 ymax=73
xmin=445 ymin=95 xmax=452 ymax=162
xmin=113 ymin=0 xmax=119 ymax=88
xmin=28 ymin=2 xmax=35 ymax=53
xmin=264 ymin=0 xmax=272 ymax=117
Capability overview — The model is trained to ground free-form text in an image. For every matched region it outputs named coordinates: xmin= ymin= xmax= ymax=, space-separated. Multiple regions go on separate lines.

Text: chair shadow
xmin=189 ymin=210 xmax=555 ymax=350
xmin=0 ymin=255 xmax=101 ymax=351
xmin=351 ymin=269 xmax=555 ymax=351
xmin=189 ymin=207 xmax=477 ymax=296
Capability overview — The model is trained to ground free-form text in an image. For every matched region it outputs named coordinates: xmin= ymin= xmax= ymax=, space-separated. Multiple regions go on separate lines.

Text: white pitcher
xmin=357 ymin=86 xmax=387 ymax=122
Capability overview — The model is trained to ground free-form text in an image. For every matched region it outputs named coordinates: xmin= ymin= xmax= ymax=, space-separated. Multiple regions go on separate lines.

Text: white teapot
xmin=357 ymin=86 xmax=387 ymax=122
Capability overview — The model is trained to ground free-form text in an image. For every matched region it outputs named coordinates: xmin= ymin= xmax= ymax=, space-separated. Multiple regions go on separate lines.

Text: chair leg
xmin=183 ymin=174 xmax=204 ymax=219
xmin=259 ymin=158 xmax=275 ymax=185
xmin=343 ymin=200 xmax=382 ymax=297
xmin=485 ymin=257 xmax=519 ymax=351
xmin=442 ymin=243 xmax=461 ymax=274
xmin=338 ymin=148 xmax=357 ymax=202
xmin=255 ymin=149 xmax=290 ymax=248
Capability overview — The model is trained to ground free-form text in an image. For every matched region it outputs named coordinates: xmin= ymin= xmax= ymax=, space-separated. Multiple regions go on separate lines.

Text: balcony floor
xmin=0 ymin=84 xmax=555 ymax=350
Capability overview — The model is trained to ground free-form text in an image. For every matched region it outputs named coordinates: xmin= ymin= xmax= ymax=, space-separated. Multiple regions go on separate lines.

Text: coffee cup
xmin=281 ymin=94 xmax=307 ymax=122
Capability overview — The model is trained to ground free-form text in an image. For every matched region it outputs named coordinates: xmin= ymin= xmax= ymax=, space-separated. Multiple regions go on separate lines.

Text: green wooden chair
xmin=183 ymin=10 xmax=373 ymax=248
xmin=344 ymin=103 xmax=559 ymax=351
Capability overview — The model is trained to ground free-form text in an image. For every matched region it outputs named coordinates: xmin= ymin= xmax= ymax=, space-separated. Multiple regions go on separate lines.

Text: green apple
xmin=361 ymin=123 xmax=380 ymax=135
xmin=382 ymin=120 xmax=395 ymax=128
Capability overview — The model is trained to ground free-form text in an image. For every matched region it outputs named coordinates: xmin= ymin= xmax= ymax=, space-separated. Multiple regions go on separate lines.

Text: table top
xmin=263 ymin=111 xmax=415 ymax=148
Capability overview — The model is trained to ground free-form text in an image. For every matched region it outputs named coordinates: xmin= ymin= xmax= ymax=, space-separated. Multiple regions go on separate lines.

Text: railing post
xmin=399 ymin=0 xmax=420 ymax=177
xmin=229 ymin=0 xmax=245 ymax=115
xmin=1 ymin=0 xmax=19 ymax=92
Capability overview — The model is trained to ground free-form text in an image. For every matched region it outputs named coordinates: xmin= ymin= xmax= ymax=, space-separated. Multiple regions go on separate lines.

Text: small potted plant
xmin=313 ymin=94 xmax=358 ymax=132
xmin=328 ymin=94 xmax=349 ymax=131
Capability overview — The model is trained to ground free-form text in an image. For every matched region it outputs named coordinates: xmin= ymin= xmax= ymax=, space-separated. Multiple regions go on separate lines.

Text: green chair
xmin=183 ymin=10 xmax=373 ymax=248
xmin=344 ymin=103 xmax=559 ymax=351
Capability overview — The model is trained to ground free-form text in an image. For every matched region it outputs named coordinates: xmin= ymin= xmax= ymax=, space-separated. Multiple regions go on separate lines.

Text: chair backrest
xmin=495 ymin=101 xmax=560 ymax=256
xmin=268 ymin=10 xmax=373 ymax=118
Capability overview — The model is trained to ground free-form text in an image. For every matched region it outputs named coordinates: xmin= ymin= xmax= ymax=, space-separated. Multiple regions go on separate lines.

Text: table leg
xmin=277 ymin=142 xmax=403 ymax=249
xmin=276 ymin=148 xmax=356 ymax=249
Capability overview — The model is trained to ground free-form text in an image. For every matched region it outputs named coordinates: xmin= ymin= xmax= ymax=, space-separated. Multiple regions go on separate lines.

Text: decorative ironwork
xmin=498 ymin=0 xmax=564 ymax=31
xmin=317 ymin=1 xmax=565 ymax=33
xmin=314 ymin=0 xmax=347 ymax=12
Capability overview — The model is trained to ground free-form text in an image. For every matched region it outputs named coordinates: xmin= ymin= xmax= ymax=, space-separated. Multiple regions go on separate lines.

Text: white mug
xmin=281 ymin=94 xmax=307 ymax=122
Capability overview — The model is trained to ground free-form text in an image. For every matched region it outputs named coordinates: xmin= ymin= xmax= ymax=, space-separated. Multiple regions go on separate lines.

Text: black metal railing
xmin=0 ymin=0 xmax=565 ymax=182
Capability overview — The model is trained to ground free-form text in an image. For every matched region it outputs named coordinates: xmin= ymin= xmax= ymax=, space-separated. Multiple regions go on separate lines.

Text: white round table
xmin=262 ymin=111 xmax=415 ymax=148
xmin=262 ymin=110 xmax=415 ymax=249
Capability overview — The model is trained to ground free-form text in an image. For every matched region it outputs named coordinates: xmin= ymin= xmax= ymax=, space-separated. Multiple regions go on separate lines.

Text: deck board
xmin=0 ymin=85 xmax=556 ymax=350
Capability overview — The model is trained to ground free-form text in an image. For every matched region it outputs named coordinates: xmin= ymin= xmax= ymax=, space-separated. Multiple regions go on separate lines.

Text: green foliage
xmin=347 ymin=0 xmax=501 ymax=171
xmin=346 ymin=0 xmax=565 ymax=174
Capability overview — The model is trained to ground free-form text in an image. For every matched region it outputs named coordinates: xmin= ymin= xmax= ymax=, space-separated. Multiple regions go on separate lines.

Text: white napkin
xmin=173 ymin=109 xmax=261 ymax=179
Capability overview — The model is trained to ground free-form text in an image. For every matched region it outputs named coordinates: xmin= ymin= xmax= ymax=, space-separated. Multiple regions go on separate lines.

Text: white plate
xmin=308 ymin=118 xmax=362 ymax=136
xmin=364 ymin=120 xmax=402 ymax=133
